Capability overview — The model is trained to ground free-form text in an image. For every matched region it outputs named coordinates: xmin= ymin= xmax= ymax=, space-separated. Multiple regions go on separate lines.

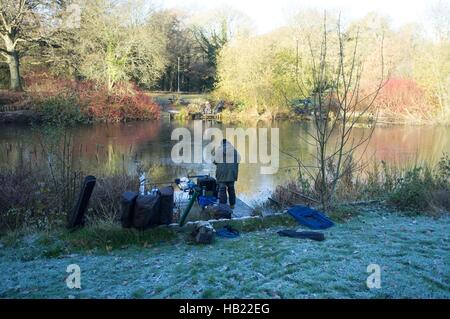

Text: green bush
xmin=271 ymin=154 xmax=450 ymax=215
xmin=388 ymin=155 xmax=450 ymax=212
xmin=436 ymin=154 xmax=450 ymax=186
xmin=36 ymin=94 xmax=88 ymax=126
xmin=388 ymin=167 xmax=433 ymax=211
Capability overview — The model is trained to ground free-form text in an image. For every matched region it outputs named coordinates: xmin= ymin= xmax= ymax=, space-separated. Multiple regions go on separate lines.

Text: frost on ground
xmin=0 ymin=207 xmax=449 ymax=299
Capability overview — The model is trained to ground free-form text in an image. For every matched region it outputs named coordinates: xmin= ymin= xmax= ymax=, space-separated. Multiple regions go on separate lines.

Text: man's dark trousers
xmin=218 ymin=182 xmax=236 ymax=206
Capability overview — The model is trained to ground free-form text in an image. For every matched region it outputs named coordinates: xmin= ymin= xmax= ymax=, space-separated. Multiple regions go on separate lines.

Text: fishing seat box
xmin=133 ymin=193 xmax=161 ymax=230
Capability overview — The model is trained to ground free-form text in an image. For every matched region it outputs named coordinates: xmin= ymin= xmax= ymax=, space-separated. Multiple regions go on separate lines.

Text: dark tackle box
xmin=197 ymin=176 xmax=218 ymax=197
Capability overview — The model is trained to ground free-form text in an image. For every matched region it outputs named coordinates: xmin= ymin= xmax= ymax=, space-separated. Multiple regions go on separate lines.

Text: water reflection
xmin=0 ymin=119 xmax=448 ymax=202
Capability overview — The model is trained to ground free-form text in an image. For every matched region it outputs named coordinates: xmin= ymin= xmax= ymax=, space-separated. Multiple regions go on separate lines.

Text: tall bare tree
xmin=283 ymin=13 xmax=387 ymax=211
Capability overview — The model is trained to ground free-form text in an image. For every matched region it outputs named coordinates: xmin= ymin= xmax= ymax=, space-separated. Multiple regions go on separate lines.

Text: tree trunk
xmin=2 ymin=34 xmax=22 ymax=91
xmin=8 ymin=51 xmax=22 ymax=91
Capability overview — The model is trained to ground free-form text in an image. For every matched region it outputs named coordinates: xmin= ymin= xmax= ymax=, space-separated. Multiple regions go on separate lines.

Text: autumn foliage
xmin=22 ymin=71 xmax=160 ymax=124
xmin=80 ymin=84 xmax=161 ymax=123
xmin=375 ymin=77 xmax=428 ymax=117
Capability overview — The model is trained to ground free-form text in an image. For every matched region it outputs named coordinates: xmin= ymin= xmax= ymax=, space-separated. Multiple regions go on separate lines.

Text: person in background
xmin=213 ymin=139 xmax=240 ymax=209
xmin=204 ymin=101 xmax=212 ymax=114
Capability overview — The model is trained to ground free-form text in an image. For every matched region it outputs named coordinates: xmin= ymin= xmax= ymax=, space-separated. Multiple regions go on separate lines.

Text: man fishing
xmin=213 ymin=139 xmax=240 ymax=209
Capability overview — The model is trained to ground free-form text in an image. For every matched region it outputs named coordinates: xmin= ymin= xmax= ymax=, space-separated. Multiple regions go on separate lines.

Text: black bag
xmin=133 ymin=193 xmax=161 ymax=229
xmin=159 ymin=186 xmax=174 ymax=225
xmin=67 ymin=176 xmax=96 ymax=230
xmin=197 ymin=176 xmax=218 ymax=197
xmin=120 ymin=192 xmax=138 ymax=228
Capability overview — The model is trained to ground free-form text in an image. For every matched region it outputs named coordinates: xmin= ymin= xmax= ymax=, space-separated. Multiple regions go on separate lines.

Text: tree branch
xmin=0 ymin=50 xmax=9 ymax=62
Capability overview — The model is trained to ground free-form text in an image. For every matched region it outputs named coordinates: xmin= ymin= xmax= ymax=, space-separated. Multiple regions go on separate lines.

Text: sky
xmin=155 ymin=0 xmax=437 ymax=34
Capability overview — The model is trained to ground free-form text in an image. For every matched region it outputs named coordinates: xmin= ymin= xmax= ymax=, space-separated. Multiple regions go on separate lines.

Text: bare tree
xmin=283 ymin=13 xmax=387 ymax=211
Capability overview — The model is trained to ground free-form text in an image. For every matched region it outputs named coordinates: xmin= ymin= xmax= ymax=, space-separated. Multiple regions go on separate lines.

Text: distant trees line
xmin=215 ymin=7 xmax=450 ymax=122
xmin=0 ymin=0 xmax=249 ymax=93
xmin=1 ymin=1 xmax=448 ymax=122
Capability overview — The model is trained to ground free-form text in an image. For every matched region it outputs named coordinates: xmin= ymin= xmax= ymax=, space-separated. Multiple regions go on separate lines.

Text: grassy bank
xmin=148 ymin=92 xmax=211 ymax=109
xmin=161 ymin=94 xmax=438 ymax=125
xmin=168 ymin=96 xmax=301 ymax=123
xmin=1 ymin=204 xmax=448 ymax=299
xmin=272 ymin=154 xmax=450 ymax=217
xmin=0 ymin=213 xmax=298 ymax=258
xmin=0 ymin=163 xmax=142 ymax=234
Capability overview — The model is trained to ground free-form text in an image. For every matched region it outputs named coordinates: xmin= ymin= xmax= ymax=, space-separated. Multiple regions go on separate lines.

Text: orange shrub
xmin=22 ymin=71 xmax=160 ymax=123
xmin=82 ymin=86 xmax=160 ymax=123
xmin=375 ymin=77 xmax=428 ymax=116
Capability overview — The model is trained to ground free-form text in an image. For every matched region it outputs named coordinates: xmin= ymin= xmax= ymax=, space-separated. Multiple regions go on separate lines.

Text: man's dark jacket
xmin=214 ymin=141 xmax=240 ymax=183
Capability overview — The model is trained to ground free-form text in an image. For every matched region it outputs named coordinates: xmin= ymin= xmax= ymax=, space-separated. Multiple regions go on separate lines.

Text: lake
xmin=0 ymin=118 xmax=449 ymax=203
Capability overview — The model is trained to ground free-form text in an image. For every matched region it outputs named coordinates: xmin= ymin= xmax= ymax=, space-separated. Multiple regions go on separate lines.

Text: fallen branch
xmin=288 ymin=190 xmax=320 ymax=204
xmin=344 ymin=199 xmax=383 ymax=206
